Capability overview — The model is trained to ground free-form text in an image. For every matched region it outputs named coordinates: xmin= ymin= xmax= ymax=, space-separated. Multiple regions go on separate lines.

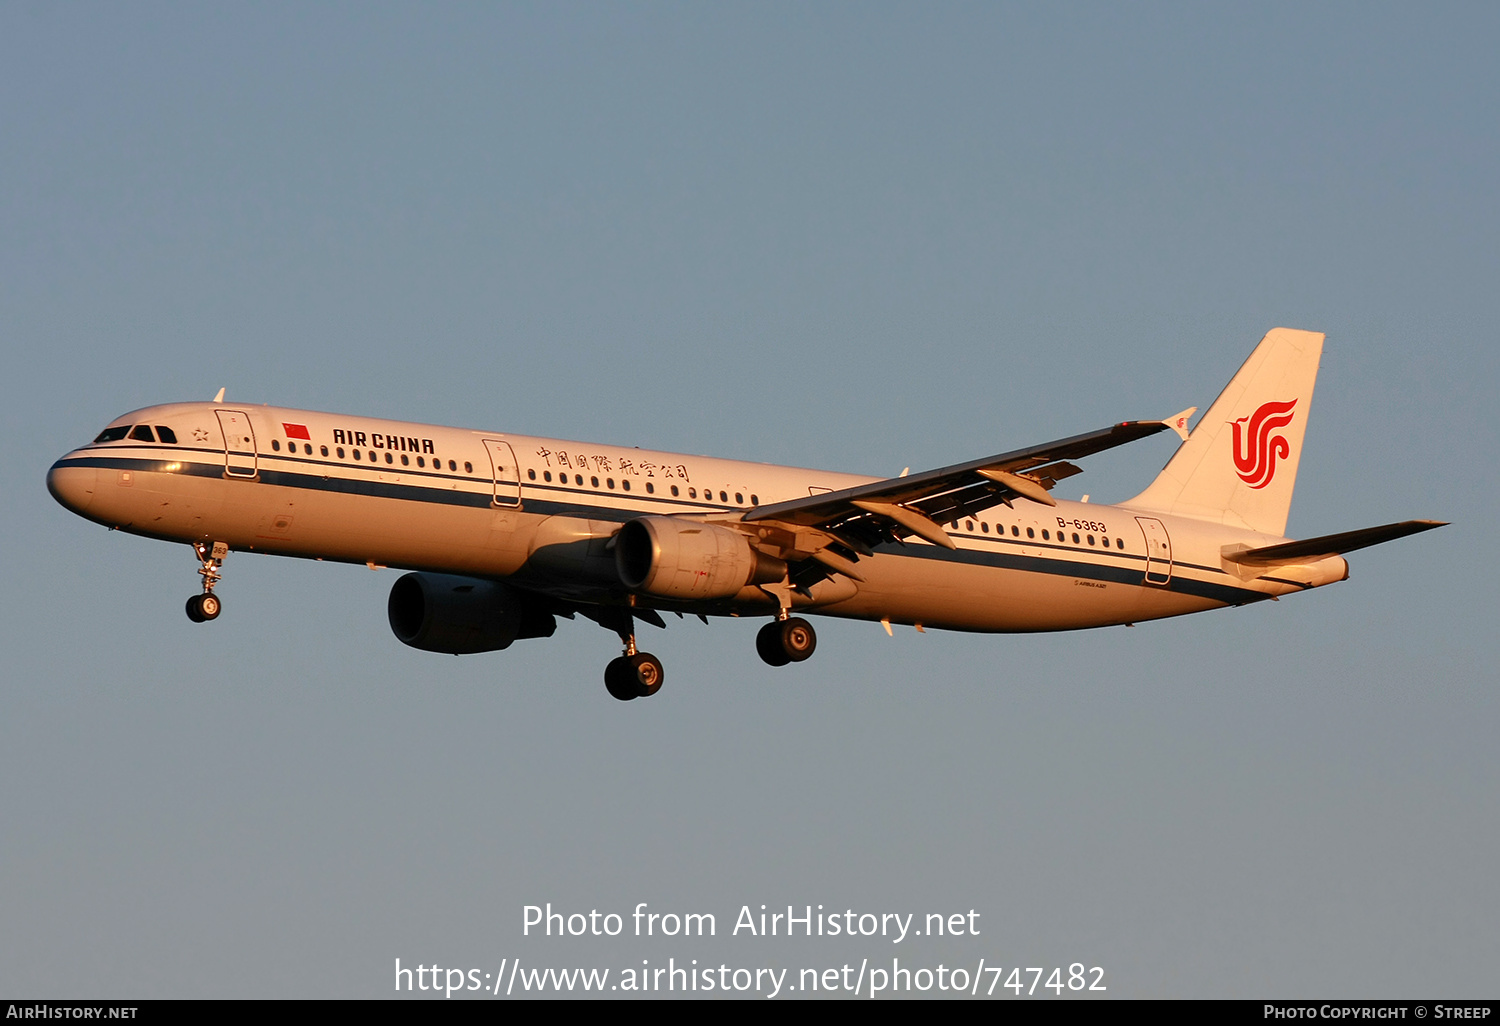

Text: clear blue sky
xmin=2 ymin=2 xmax=1494 ymax=997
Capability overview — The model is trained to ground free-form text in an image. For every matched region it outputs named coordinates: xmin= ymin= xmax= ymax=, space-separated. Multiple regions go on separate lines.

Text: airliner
xmin=48 ymin=328 xmax=1443 ymax=700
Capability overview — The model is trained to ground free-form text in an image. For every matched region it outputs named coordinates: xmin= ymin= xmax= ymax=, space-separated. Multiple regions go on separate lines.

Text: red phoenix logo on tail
xmin=1231 ymin=399 xmax=1297 ymax=489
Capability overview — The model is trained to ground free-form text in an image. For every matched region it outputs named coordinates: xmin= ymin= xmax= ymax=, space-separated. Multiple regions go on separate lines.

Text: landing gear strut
xmin=603 ymin=615 xmax=664 ymax=701
xmin=186 ymin=541 xmax=228 ymax=623
xmin=756 ymin=615 xmax=817 ymax=667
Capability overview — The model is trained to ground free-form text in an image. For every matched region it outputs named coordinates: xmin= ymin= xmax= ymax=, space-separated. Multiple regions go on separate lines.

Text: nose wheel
xmin=757 ymin=616 xmax=816 ymax=666
xmin=186 ymin=592 xmax=221 ymax=622
xmin=186 ymin=541 xmax=228 ymax=624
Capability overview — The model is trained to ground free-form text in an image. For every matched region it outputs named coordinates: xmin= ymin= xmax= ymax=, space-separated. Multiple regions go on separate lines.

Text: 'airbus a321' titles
xmin=49 ymin=328 xmax=1444 ymax=701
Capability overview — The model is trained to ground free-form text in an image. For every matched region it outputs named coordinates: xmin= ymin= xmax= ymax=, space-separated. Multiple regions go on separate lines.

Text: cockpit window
xmin=93 ymin=426 xmax=130 ymax=443
xmin=129 ymin=425 xmax=156 ymax=442
xmin=155 ymin=426 xmax=178 ymax=444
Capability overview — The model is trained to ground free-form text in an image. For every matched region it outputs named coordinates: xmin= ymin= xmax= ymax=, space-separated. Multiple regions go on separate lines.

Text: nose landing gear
xmin=186 ymin=541 xmax=228 ymax=623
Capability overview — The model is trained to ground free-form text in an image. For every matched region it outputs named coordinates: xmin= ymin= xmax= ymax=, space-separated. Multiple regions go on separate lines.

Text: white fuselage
xmin=47 ymin=401 xmax=1348 ymax=633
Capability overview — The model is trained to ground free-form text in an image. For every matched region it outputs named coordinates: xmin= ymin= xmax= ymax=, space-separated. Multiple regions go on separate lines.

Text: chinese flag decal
xmin=282 ymin=423 xmax=311 ymax=440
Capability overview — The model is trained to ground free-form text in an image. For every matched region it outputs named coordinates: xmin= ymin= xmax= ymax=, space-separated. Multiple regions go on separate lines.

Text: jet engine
xmin=615 ymin=516 xmax=786 ymax=600
xmin=387 ymin=573 xmax=557 ymax=654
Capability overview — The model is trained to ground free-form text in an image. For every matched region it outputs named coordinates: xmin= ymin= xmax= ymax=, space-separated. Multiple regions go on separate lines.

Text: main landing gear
xmin=756 ymin=615 xmax=817 ymax=667
xmin=594 ymin=604 xmax=819 ymax=701
xmin=605 ymin=651 xmax=664 ymax=702
xmin=604 ymin=615 xmax=664 ymax=702
xmin=185 ymin=541 xmax=228 ymax=623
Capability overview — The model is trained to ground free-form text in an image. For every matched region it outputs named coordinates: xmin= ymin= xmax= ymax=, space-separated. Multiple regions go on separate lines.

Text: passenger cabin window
xmin=670 ymin=485 xmax=678 ymax=496
xmin=156 ymin=426 xmax=178 ymax=444
xmin=321 ymin=445 xmax=329 ymax=457
xmin=129 ymin=425 xmax=155 ymax=442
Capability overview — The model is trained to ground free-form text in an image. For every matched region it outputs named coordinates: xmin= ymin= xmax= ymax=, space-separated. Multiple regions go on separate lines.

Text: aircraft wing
xmin=737 ymin=413 xmax=1191 ymax=578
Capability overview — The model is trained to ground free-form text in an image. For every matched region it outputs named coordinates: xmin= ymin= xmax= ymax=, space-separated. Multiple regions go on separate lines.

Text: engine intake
xmin=615 ymin=517 xmax=786 ymax=600
xmin=388 ymin=573 xmax=557 ymax=654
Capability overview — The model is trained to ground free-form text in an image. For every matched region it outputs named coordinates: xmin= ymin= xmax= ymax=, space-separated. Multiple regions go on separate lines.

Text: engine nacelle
xmin=615 ymin=517 xmax=786 ymax=600
xmin=387 ymin=573 xmax=557 ymax=654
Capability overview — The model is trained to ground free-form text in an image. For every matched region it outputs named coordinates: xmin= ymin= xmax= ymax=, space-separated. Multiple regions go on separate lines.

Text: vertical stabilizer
xmin=1123 ymin=328 xmax=1323 ymax=536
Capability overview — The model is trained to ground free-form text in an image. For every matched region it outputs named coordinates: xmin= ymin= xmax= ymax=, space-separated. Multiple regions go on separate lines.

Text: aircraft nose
xmin=47 ymin=460 xmax=98 ymax=515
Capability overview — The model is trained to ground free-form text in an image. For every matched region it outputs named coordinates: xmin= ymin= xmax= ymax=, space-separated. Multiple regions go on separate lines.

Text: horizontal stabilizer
xmin=1222 ymin=520 xmax=1446 ymax=567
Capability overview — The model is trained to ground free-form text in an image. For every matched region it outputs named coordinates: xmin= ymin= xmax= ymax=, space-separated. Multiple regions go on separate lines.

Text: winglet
xmin=1163 ymin=407 xmax=1196 ymax=441
xmin=212 ymin=388 xmax=226 ymax=403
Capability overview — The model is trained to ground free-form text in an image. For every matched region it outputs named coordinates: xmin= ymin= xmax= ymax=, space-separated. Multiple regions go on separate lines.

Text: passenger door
xmin=483 ymin=438 xmax=522 ymax=507
xmin=215 ymin=410 xmax=258 ymax=478
xmin=1135 ymin=517 xmax=1172 ymax=585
